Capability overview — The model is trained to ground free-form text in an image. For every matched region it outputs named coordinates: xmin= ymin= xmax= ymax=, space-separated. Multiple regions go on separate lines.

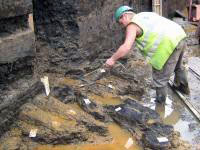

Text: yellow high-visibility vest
xmin=131 ymin=12 xmax=186 ymax=70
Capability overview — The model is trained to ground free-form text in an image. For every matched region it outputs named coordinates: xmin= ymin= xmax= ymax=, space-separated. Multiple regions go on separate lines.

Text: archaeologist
xmin=105 ymin=6 xmax=190 ymax=103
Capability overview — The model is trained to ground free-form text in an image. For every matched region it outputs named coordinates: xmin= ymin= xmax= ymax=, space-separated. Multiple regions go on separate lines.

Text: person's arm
xmin=106 ymin=24 xmax=137 ymax=67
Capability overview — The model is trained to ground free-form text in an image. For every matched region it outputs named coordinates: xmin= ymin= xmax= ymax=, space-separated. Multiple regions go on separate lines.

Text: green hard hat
xmin=114 ymin=6 xmax=133 ymax=22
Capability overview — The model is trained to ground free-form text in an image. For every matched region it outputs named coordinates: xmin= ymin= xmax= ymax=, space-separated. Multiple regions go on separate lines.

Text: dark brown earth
xmin=0 ymin=0 xmax=200 ymax=150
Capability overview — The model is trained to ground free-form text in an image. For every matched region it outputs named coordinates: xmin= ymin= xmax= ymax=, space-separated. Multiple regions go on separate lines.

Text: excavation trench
xmin=0 ymin=0 xmax=200 ymax=150
xmin=0 ymin=62 xmax=199 ymax=150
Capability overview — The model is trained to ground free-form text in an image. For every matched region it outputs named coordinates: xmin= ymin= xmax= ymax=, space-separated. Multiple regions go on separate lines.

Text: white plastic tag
xmin=84 ymin=98 xmax=91 ymax=105
xmin=108 ymin=84 xmax=114 ymax=89
xmin=79 ymin=84 xmax=84 ymax=87
xmin=157 ymin=137 xmax=168 ymax=143
xmin=29 ymin=129 xmax=38 ymax=138
xmin=100 ymin=69 xmax=106 ymax=73
xmin=41 ymin=76 xmax=50 ymax=96
xmin=115 ymin=107 xmax=121 ymax=112
xmin=124 ymin=138 xmax=133 ymax=149
xmin=69 ymin=109 xmax=76 ymax=115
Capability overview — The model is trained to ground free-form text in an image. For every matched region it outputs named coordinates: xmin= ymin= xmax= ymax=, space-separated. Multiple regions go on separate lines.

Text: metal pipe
xmin=189 ymin=67 xmax=200 ymax=80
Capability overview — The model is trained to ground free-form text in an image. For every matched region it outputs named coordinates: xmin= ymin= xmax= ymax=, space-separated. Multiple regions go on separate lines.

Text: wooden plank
xmin=152 ymin=0 xmax=162 ymax=15
xmin=159 ymin=0 xmax=161 ymax=15
xmin=168 ymin=80 xmax=200 ymax=122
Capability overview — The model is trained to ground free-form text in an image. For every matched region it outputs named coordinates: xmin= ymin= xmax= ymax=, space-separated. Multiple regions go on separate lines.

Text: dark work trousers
xmin=152 ymin=39 xmax=187 ymax=89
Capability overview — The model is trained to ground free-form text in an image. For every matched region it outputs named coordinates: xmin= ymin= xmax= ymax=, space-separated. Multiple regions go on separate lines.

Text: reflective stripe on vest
xmin=132 ymin=12 xmax=186 ymax=70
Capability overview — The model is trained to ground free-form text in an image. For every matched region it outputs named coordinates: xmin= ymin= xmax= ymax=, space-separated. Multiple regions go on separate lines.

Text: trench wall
xmin=32 ymin=0 xmax=152 ymax=76
xmin=0 ymin=0 xmax=35 ymax=85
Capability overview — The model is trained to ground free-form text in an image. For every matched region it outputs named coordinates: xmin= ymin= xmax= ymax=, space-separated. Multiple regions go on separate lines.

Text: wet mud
xmin=0 ymin=65 xmax=195 ymax=150
xmin=0 ymin=0 xmax=200 ymax=150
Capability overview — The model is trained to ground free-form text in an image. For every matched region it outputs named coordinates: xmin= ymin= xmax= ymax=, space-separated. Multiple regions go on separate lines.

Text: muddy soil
xmin=0 ymin=2 xmax=200 ymax=150
xmin=0 ymin=62 xmax=194 ymax=150
xmin=0 ymin=35 xmax=199 ymax=150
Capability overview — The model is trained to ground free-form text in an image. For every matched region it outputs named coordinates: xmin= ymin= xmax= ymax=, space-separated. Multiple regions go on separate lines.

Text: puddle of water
xmin=28 ymin=107 xmax=77 ymax=132
xmin=173 ymin=119 xmax=197 ymax=143
xmin=148 ymin=97 xmax=175 ymax=120
xmin=88 ymin=93 xmax=123 ymax=105
xmin=35 ymin=123 xmax=142 ymax=150
xmin=144 ymin=91 xmax=200 ymax=145
xmin=66 ymin=103 xmax=84 ymax=113
xmin=61 ymin=77 xmax=80 ymax=86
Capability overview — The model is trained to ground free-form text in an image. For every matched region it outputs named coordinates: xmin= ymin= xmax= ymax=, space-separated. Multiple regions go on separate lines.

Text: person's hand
xmin=105 ymin=57 xmax=116 ymax=68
